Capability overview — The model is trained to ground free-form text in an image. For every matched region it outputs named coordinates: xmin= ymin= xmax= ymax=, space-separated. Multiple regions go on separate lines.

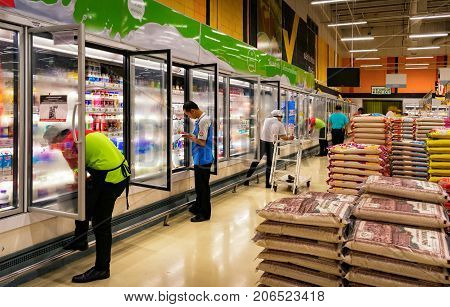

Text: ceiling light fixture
xmin=409 ymin=33 xmax=448 ymax=38
xmin=405 ymin=56 xmax=434 ymax=60
xmin=360 ymin=64 xmax=382 ymax=68
xmin=405 ymin=63 xmax=429 ymax=66
xmin=311 ymin=0 xmax=347 ymax=5
xmin=350 ymin=49 xmax=378 ymax=53
xmin=355 ymin=57 xmax=381 ymax=60
xmin=410 ymin=13 xmax=450 ymax=20
xmin=341 ymin=36 xmax=374 ymax=41
xmin=407 ymin=46 xmax=440 ymax=50
xmin=405 ymin=67 xmax=429 ymax=70
xmin=328 ymin=21 xmax=367 ymax=27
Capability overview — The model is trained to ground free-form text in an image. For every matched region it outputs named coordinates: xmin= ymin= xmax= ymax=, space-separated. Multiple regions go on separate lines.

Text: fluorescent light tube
xmin=360 ymin=64 xmax=382 ymax=67
xmin=355 ymin=57 xmax=381 ymax=60
xmin=405 ymin=63 xmax=429 ymax=66
xmin=409 ymin=33 xmax=448 ymax=38
xmin=407 ymin=46 xmax=440 ymax=50
xmin=350 ymin=49 xmax=378 ymax=53
xmin=328 ymin=21 xmax=367 ymax=27
xmin=405 ymin=56 xmax=434 ymax=60
xmin=410 ymin=13 xmax=450 ymax=20
xmin=311 ymin=0 xmax=347 ymax=4
xmin=341 ymin=36 xmax=374 ymax=41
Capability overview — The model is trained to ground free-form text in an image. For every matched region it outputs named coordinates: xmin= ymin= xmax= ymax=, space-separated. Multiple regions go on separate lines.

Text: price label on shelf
xmin=39 ymin=95 xmax=68 ymax=122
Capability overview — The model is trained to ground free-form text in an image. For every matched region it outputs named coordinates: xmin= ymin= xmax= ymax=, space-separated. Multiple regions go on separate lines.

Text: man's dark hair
xmin=336 ymin=105 xmax=342 ymax=111
xmin=358 ymin=107 xmax=364 ymax=112
xmin=183 ymin=101 xmax=199 ymax=112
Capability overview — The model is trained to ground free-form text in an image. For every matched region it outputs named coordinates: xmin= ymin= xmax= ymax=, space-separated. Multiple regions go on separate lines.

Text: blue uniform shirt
xmin=192 ymin=113 xmax=214 ymax=166
xmin=329 ymin=112 xmax=349 ymax=129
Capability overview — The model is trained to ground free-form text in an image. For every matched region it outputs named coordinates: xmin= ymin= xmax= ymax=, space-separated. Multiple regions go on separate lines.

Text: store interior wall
xmin=156 ymin=0 xmax=208 ymax=24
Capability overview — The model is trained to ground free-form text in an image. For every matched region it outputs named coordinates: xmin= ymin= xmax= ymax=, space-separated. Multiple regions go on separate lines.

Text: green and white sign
xmin=371 ymin=86 xmax=392 ymax=95
xmin=5 ymin=0 xmax=315 ymax=89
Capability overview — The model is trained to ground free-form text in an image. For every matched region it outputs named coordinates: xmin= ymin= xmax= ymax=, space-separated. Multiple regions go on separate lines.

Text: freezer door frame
xmin=27 ymin=24 xmax=86 ymax=220
xmin=228 ymin=75 xmax=261 ymax=159
xmin=187 ymin=63 xmax=219 ymax=175
xmin=125 ymin=49 xmax=173 ymax=191
xmin=261 ymin=80 xmax=281 ymax=109
xmin=0 ymin=22 xmax=25 ymax=219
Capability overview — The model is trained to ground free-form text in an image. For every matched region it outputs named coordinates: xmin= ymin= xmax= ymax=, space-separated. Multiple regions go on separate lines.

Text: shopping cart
xmin=269 ymin=138 xmax=311 ymax=194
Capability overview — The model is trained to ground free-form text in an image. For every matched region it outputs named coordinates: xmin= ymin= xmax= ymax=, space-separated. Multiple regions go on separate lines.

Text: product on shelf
xmin=437 ymin=178 xmax=450 ymax=214
xmin=391 ymin=117 xmax=416 ymax=141
xmin=327 ymin=143 xmax=390 ymax=195
xmin=351 ymin=115 xmax=392 ymax=147
xmin=415 ymin=117 xmax=445 ymax=141
xmin=427 ymin=128 xmax=450 ymax=183
xmin=259 ymin=273 xmax=315 ymax=287
xmin=255 ymin=192 xmax=358 ymax=287
xmin=361 ymin=175 xmax=448 ymax=204
xmin=391 ymin=140 xmax=428 ymax=181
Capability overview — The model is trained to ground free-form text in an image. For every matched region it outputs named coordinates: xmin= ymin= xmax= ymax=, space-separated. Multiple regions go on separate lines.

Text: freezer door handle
xmin=72 ymin=102 xmax=81 ymax=144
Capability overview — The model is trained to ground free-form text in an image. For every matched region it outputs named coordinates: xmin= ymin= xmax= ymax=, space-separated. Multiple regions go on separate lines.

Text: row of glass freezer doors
xmin=0 ymin=23 xmax=313 ymax=220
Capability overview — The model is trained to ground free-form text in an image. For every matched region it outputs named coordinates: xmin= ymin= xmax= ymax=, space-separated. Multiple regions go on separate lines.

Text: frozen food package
xmin=259 ymin=273 xmax=315 ymax=287
xmin=257 ymin=197 xmax=354 ymax=228
xmin=345 ymin=220 xmax=450 ymax=268
xmin=253 ymin=233 xmax=342 ymax=260
xmin=361 ymin=175 xmax=448 ymax=204
xmin=344 ymin=251 xmax=450 ymax=284
xmin=345 ymin=267 xmax=443 ymax=287
xmin=353 ymin=197 xmax=449 ymax=228
xmin=257 ymin=249 xmax=343 ymax=276
xmin=257 ymin=260 xmax=343 ymax=287
xmin=256 ymin=220 xmax=344 ymax=243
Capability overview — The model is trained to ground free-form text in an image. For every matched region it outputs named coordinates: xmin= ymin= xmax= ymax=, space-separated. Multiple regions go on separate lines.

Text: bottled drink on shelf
xmin=0 ymin=189 xmax=10 ymax=209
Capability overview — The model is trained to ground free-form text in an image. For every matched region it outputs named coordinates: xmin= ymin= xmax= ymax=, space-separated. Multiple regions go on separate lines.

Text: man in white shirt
xmin=244 ymin=110 xmax=294 ymax=188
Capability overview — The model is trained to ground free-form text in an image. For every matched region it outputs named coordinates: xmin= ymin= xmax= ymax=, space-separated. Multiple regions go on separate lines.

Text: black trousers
xmin=193 ymin=163 xmax=212 ymax=219
xmin=319 ymin=127 xmax=328 ymax=156
xmin=74 ymin=178 xmax=127 ymax=271
xmin=246 ymin=140 xmax=274 ymax=187
xmin=331 ymin=129 xmax=345 ymax=145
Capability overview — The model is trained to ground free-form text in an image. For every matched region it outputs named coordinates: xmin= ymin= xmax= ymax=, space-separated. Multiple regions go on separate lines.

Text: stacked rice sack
xmin=344 ymin=175 xmax=450 ymax=287
xmin=351 ymin=115 xmax=391 ymax=147
xmin=415 ymin=117 xmax=444 ymax=141
xmin=391 ymin=117 xmax=415 ymax=141
xmin=427 ymin=129 xmax=450 ymax=183
xmin=438 ymin=178 xmax=450 ymax=215
xmin=254 ymin=192 xmax=357 ymax=287
xmin=327 ymin=143 xmax=390 ymax=196
xmin=391 ymin=140 xmax=428 ymax=181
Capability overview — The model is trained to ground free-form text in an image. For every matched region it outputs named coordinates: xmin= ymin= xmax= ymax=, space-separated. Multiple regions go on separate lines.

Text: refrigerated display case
xmin=218 ymin=77 xmax=226 ymax=160
xmin=0 ymin=25 xmax=22 ymax=218
xmin=296 ymin=92 xmax=308 ymax=138
xmin=259 ymin=81 xmax=280 ymax=131
xmin=281 ymin=89 xmax=297 ymax=137
xmin=171 ymin=65 xmax=187 ymax=170
xmin=229 ymin=78 xmax=258 ymax=160
xmin=127 ymin=50 xmax=172 ymax=190
xmin=28 ymin=24 xmax=86 ymax=220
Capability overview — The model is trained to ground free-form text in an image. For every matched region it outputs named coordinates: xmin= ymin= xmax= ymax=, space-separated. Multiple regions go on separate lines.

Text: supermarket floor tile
xmin=23 ymin=156 xmax=329 ymax=287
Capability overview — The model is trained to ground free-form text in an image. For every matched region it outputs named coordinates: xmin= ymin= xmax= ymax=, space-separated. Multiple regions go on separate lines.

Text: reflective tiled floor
xmin=24 ymin=156 xmax=329 ymax=287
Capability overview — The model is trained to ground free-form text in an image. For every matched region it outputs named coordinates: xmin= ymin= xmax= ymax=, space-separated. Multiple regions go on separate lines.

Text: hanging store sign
xmin=39 ymin=95 xmax=68 ymax=122
xmin=371 ymin=86 xmax=392 ymax=95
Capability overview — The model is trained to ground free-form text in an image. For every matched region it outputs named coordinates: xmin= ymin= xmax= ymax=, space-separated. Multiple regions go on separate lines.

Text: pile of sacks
xmin=438 ymin=178 xmax=450 ymax=215
xmin=415 ymin=117 xmax=445 ymax=141
xmin=254 ymin=192 xmax=357 ymax=287
xmin=391 ymin=140 xmax=428 ymax=181
xmin=427 ymin=128 xmax=450 ymax=182
xmin=327 ymin=143 xmax=390 ymax=196
xmin=344 ymin=175 xmax=450 ymax=287
xmin=391 ymin=117 xmax=415 ymax=141
xmin=351 ymin=115 xmax=392 ymax=147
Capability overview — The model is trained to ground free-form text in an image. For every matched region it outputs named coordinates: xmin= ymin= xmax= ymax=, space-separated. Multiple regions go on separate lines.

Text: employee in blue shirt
xmin=329 ymin=105 xmax=349 ymax=145
xmin=182 ymin=101 xmax=214 ymax=223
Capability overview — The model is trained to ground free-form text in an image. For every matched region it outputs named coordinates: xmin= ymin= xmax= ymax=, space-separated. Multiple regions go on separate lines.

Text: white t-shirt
xmin=260 ymin=117 xmax=287 ymax=142
xmin=195 ymin=113 xmax=211 ymax=141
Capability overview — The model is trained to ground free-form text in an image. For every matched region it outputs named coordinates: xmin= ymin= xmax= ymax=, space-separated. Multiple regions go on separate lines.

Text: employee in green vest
xmin=310 ymin=117 xmax=328 ymax=156
xmin=44 ymin=126 xmax=130 ymax=283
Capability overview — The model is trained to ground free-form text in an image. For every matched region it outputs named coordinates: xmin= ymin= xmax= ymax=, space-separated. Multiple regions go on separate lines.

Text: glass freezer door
xmin=127 ymin=50 xmax=172 ymax=190
xmin=28 ymin=24 xmax=86 ymax=220
xmin=188 ymin=64 xmax=218 ymax=175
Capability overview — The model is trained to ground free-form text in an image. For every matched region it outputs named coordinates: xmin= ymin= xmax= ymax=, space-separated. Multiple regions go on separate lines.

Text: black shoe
xmin=72 ymin=267 xmax=110 ymax=283
xmin=63 ymin=240 xmax=88 ymax=251
xmin=190 ymin=215 xmax=209 ymax=223
xmin=243 ymin=181 xmax=250 ymax=186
